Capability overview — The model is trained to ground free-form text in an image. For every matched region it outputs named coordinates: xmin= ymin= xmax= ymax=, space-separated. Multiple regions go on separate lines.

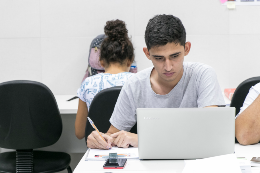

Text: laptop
xmin=137 ymin=107 xmax=235 ymax=159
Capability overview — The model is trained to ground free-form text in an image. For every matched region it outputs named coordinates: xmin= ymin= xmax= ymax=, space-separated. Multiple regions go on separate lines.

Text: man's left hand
xmin=110 ymin=130 xmax=138 ymax=148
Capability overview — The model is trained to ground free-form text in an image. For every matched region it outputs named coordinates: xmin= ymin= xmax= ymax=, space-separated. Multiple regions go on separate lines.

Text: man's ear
xmin=184 ymin=42 xmax=191 ymax=56
xmin=143 ymin=47 xmax=151 ymax=60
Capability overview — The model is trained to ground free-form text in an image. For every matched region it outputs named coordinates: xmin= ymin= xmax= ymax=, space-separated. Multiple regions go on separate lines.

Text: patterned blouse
xmin=77 ymin=72 xmax=134 ymax=109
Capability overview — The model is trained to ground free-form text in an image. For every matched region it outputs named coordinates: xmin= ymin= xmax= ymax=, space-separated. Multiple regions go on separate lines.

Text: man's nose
xmin=164 ymin=59 xmax=172 ymax=71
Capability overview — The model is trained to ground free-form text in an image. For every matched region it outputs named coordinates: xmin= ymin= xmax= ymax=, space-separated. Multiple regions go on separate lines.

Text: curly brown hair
xmin=100 ymin=19 xmax=134 ymax=66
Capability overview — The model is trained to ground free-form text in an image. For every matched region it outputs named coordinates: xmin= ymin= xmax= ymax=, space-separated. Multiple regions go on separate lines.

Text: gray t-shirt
xmin=110 ymin=62 xmax=225 ymax=131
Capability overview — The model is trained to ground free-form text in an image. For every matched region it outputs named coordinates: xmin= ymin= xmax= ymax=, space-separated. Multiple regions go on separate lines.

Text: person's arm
xmin=236 ymin=94 xmax=260 ymax=145
xmin=108 ymin=80 xmax=138 ymax=148
xmin=75 ymin=99 xmax=88 ymax=139
xmin=107 ymin=124 xmax=120 ymax=135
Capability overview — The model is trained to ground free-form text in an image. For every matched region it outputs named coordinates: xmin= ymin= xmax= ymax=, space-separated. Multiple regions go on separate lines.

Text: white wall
xmin=0 ymin=0 xmax=260 ymax=94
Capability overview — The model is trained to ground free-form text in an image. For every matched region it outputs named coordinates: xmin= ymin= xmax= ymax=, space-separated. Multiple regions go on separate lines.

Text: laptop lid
xmin=137 ymin=108 xmax=235 ymax=159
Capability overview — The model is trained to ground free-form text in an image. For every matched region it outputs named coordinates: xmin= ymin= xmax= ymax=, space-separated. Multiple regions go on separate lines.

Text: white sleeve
xmin=77 ymin=78 xmax=90 ymax=103
xmin=236 ymin=83 xmax=260 ymax=118
xmin=197 ymin=67 xmax=225 ymax=108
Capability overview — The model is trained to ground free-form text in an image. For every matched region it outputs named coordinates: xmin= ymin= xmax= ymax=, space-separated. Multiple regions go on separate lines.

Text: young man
xmin=235 ymin=83 xmax=260 ymax=145
xmin=87 ymin=14 xmax=225 ymax=149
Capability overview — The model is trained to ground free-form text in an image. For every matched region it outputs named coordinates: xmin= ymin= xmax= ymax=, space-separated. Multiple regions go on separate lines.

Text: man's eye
xmin=171 ymin=55 xmax=179 ymax=58
xmin=155 ymin=58 xmax=162 ymax=60
xmin=174 ymin=55 xmax=178 ymax=57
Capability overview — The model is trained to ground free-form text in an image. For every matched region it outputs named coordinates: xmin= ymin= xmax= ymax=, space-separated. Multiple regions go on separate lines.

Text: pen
xmin=87 ymin=117 xmax=107 ymax=144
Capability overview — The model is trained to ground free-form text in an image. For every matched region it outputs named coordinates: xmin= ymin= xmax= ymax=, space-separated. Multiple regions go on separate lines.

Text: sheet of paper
xmin=183 ymin=154 xmax=242 ymax=173
xmin=85 ymin=147 xmax=139 ymax=161
xmin=237 ymin=158 xmax=252 ymax=173
xmin=227 ymin=1 xmax=236 ymax=9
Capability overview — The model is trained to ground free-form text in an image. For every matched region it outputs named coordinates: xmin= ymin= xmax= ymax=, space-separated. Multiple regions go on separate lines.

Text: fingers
xmin=93 ymin=131 xmax=111 ymax=149
xmin=113 ymin=134 xmax=121 ymax=146
xmin=87 ymin=130 xmax=134 ymax=149
xmin=121 ymin=140 xmax=130 ymax=148
xmin=110 ymin=131 xmax=120 ymax=138
xmin=87 ymin=132 xmax=104 ymax=149
xmin=87 ymin=133 xmax=99 ymax=148
xmin=111 ymin=130 xmax=125 ymax=146
xmin=103 ymin=134 xmax=113 ymax=148
xmin=112 ymin=131 xmax=130 ymax=148
xmin=117 ymin=136 xmax=130 ymax=148
xmin=87 ymin=141 xmax=98 ymax=149
xmin=117 ymin=136 xmax=125 ymax=147
xmin=87 ymin=131 xmax=110 ymax=149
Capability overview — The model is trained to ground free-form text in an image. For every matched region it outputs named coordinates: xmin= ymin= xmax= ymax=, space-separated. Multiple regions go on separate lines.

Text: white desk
xmin=55 ymin=93 xmax=230 ymax=113
xmin=74 ymin=144 xmax=260 ymax=173
xmin=54 ymin=95 xmax=78 ymax=114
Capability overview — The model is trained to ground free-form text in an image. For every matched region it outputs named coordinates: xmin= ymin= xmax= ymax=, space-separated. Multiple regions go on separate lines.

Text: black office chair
xmin=230 ymin=76 xmax=260 ymax=115
xmin=85 ymin=86 xmax=137 ymax=145
xmin=0 ymin=80 xmax=72 ymax=173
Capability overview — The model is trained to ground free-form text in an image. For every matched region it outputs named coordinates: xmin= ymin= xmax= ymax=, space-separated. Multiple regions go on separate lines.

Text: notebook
xmin=85 ymin=147 xmax=139 ymax=161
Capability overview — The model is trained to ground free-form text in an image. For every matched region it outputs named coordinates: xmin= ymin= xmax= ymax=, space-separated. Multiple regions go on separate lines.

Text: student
xmin=87 ymin=14 xmax=225 ymax=149
xmin=235 ymin=82 xmax=260 ymax=145
xmin=75 ymin=19 xmax=135 ymax=139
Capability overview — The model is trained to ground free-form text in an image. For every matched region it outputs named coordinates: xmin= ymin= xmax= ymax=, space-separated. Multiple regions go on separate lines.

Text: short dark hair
xmin=100 ymin=19 xmax=134 ymax=66
xmin=145 ymin=14 xmax=186 ymax=50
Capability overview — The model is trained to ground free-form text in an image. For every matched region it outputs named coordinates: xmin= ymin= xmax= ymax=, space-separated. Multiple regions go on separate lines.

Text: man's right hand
xmin=87 ymin=131 xmax=113 ymax=149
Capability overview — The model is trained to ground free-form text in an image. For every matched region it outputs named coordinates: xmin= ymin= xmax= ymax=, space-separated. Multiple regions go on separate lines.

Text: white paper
xmin=237 ymin=158 xmax=252 ymax=173
xmin=227 ymin=1 xmax=236 ymax=9
xmin=85 ymin=147 xmax=139 ymax=161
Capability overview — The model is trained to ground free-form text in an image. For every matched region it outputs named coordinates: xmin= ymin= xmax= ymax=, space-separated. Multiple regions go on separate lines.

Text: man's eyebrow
xmin=169 ymin=52 xmax=181 ymax=56
xmin=152 ymin=55 xmax=164 ymax=58
xmin=152 ymin=52 xmax=181 ymax=57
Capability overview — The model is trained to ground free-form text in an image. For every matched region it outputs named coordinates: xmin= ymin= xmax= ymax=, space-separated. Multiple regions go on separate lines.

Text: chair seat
xmin=0 ymin=150 xmax=71 ymax=173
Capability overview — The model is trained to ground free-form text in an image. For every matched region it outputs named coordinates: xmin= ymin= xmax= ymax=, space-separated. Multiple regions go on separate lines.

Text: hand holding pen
xmin=87 ymin=117 xmax=113 ymax=149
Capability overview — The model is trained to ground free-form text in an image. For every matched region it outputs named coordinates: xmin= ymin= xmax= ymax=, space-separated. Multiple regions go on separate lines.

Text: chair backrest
xmin=85 ymin=86 xmax=137 ymax=143
xmin=0 ymin=80 xmax=62 ymax=149
xmin=230 ymin=76 xmax=260 ymax=115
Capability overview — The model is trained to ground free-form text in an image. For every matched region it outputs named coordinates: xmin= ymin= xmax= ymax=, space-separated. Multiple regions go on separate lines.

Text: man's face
xmin=144 ymin=42 xmax=191 ymax=83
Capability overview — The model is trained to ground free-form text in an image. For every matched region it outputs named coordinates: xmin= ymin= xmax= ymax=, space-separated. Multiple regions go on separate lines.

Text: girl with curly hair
xmin=75 ymin=19 xmax=135 ymax=140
